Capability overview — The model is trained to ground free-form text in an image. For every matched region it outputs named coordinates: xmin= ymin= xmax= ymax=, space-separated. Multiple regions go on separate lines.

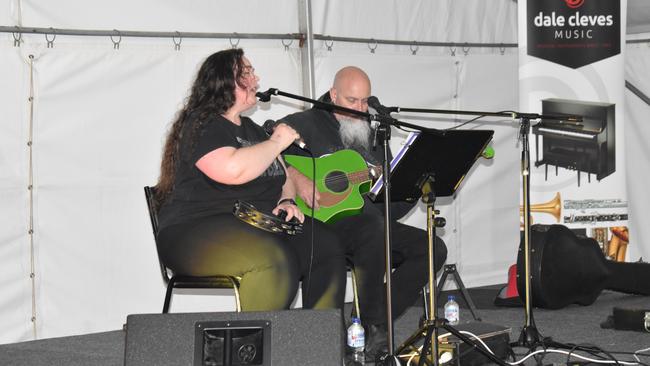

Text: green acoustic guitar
xmin=284 ymin=149 xmax=376 ymax=224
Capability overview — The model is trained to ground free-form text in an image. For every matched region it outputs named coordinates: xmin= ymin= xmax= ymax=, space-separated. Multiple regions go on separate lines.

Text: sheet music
xmin=369 ymin=131 xmax=420 ymax=197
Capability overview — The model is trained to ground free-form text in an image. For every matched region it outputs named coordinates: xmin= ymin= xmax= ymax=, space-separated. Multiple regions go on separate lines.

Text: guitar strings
xmin=322 ymin=169 xmax=376 ymax=183
xmin=319 ymin=165 xmax=384 ymax=186
xmin=322 ymin=172 xmax=369 ymax=185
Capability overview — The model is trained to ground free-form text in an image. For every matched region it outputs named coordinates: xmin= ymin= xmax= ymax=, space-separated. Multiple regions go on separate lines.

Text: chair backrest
xmin=144 ymin=186 xmax=172 ymax=284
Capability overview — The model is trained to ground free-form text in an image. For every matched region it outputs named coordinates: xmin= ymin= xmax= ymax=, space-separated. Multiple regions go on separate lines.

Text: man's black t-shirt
xmin=281 ymin=92 xmax=386 ymax=165
xmin=158 ymin=114 xmax=286 ymax=231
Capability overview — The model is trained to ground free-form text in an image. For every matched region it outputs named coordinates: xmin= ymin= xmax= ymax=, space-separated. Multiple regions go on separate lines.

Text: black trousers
xmin=331 ymin=200 xmax=447 ymax=326
xmin=158 ymin=214 xmax=346 ymax=311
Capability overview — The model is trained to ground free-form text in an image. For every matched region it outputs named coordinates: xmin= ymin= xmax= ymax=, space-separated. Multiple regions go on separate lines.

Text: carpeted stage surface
xmin=1 ymin=287 xmax=649 ymax=365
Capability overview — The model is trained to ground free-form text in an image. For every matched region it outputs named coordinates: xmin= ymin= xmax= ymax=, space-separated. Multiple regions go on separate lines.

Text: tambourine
xmin=233 ymin=200 xmax=303 ymax=235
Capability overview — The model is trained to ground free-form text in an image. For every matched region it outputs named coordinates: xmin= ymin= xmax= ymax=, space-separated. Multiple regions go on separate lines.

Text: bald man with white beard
xmin=280 ymin=66 xmax=447 ymax=362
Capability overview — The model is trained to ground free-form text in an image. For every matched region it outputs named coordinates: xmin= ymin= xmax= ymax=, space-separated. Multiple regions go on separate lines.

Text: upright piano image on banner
xmin=533 ymin=98 xmax=616 ymax=186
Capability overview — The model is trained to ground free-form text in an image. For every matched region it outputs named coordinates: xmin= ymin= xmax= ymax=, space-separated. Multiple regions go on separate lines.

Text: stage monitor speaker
xmin=124 ymin=309 xmax=342 ymax=366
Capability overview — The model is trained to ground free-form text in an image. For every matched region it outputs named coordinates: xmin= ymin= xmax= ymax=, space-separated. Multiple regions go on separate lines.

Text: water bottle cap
xmin=448 ymin=295 xmax=455 ymax=300
xmin=351 ymin=317 xmax=361 ymax=324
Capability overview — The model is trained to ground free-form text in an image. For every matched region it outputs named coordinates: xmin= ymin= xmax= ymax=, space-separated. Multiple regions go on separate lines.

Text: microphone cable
xmin=445 ymin=110 xmax=517 ymax=130
xmin=301 ymin=148 xmax=316 ymax=307
xmin=261 ymin=115 xmax=317 ymax=307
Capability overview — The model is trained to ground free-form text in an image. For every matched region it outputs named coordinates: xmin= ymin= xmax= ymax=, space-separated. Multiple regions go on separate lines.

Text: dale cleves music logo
xmin=565 ymin=0 xmax=585 ymax=9
xmin=527 ymin=0 xmax=620 ymax=68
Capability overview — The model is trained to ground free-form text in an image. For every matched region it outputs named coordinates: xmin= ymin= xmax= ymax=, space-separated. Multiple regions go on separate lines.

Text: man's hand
xmin=288 ymin=166 xmax=320 ymax=210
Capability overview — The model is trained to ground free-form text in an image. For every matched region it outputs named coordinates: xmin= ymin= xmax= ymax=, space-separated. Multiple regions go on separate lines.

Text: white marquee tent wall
xmin=0 ymin=0 xmax=648 ymax=344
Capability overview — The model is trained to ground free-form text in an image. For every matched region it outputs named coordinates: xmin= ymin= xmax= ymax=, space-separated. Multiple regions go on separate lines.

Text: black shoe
xmin=365 ymin=323 xmax=389 ymax=363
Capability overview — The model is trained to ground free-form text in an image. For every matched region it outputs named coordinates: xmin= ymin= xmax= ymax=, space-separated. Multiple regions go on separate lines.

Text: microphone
xmin=368 ymin=96 xmax=397 ymax=115
xmin=263 ymin=119 xmax=307 ymax=149
xmin=256 ymin=88 xmax=278 ymax=102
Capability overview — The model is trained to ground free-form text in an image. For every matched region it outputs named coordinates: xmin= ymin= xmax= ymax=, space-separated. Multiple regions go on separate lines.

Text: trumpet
xmin=521 ymin=192 xmax=562 ymax=223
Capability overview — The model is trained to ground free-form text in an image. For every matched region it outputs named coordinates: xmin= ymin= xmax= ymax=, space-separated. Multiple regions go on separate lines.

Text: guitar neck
xmin=348 ymin=170 xmax=372 ymax=184
xmin=348 ymin=165 xmax=383 ymax=184
xmin=604 ymin=260 xmax=650 ymax=295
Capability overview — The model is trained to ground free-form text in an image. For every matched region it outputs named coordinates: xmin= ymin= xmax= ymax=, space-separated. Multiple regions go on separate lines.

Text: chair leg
xmin=350 ymin=269 xmax=361 ymax=320
xmin=163 ymin=276 xmax=241 ymax=313
xmin=435 ymin=267 xmax=451 ymax=301
xmin=420 ymin=266 xmax=451 ymax=320
xmin=163 ymin=279 xmax=176 ymax=314
xmin=227 ymin=277 xmax=242 ymax=312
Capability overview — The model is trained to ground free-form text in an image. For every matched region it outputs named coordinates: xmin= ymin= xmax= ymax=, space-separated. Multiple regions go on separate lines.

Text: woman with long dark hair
xmin=155 ymin=48 xmax=345 ymax=311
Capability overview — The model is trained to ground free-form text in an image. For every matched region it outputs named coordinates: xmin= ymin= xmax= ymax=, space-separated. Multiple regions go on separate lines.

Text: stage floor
xmin=1 ymin=289 xmax=649 ymax=365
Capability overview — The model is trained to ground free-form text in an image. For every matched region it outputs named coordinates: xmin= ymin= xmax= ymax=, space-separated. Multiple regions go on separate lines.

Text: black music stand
xmin=370 ymin=129 xmax=494 ymax=202
xmin=372 ymin=129 xmax=507 ymax=366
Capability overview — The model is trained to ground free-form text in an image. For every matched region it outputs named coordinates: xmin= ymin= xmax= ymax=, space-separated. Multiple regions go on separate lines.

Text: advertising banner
xmin=518 ymin=0 xmax=629 ymax=262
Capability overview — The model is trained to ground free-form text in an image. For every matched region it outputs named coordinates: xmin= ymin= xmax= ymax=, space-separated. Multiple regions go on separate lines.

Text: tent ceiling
xmin=3 ymin=1 xmax=648 ymax=42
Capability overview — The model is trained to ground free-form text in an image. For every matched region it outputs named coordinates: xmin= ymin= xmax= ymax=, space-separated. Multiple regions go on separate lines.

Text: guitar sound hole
xmin=324 ymin=171 xmax=349 ymax=193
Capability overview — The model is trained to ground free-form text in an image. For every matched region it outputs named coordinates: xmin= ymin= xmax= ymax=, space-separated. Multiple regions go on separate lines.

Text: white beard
xmin=338 ymin=117 xmax=372 ymax=150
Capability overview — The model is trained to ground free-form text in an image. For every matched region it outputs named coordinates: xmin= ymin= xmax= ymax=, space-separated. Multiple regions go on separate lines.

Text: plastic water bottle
xmin=347 ymin=317 xmax=365 ymax=363
xmin=444 ymin=295 xmax=460 ymax=325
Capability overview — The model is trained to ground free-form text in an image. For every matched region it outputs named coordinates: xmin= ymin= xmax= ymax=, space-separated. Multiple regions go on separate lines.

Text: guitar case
xmin=516 ymin=224 xmax=650 ymax=309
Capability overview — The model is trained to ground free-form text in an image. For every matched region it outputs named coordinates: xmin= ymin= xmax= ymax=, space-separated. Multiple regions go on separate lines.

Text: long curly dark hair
xmin=155 ymin=48 xmax=248 ymax=206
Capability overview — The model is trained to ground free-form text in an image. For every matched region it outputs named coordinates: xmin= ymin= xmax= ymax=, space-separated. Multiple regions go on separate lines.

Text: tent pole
xmin=298 ymin=0 xmax=316 ymax=101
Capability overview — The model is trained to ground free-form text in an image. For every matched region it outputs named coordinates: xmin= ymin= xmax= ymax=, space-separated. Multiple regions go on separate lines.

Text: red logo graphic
xmin=565 ymin=0 xmax=585 ymax=8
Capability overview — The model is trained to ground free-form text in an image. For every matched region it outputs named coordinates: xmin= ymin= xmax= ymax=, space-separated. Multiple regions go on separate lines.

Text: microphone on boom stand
xmin=256 ymin=88 xmax=278 ymax=102
xmin=368 ymin=96 xmax=399 ymax=115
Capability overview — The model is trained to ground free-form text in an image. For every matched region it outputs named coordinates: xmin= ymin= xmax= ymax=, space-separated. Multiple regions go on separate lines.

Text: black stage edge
xmin=1 ymin=291 xmax=649 ymax=365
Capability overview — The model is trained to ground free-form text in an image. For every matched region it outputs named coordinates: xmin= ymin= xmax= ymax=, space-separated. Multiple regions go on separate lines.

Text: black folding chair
xmin=144 ymin=186 xmax=241 ymax=313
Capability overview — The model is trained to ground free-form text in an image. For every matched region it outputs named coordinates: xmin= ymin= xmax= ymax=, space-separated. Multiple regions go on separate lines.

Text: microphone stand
xmin=257 ymin=88 xmax=440 ymax=134
xmin=516 ymin=116 xmax=540 ymax=348
xmin=376 ymin=114 xmax=398 ymax=365
xmin=257 ymin=88 xmax=439 ymax=366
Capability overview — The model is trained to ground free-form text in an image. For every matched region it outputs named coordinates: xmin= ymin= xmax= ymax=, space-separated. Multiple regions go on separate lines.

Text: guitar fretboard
xmin=348 ymin=170 xmax=371 ymax=184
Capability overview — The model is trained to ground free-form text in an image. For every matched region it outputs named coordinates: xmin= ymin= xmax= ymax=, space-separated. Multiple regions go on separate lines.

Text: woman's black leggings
xmin=158 ymin=214 xmax=345 ymax=311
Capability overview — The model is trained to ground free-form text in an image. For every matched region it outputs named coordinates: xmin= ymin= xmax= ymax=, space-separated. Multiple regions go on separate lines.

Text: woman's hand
xmin=269 ymin=123 xmax=300 ymax=150
xmin=272 ymin=199 xmax=305 ymax=224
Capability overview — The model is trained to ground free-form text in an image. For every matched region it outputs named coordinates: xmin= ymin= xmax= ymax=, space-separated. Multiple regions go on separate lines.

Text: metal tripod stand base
xmin=398 ymin=175 xmax=510 ymax=365
xmin=395 ymin=319 xmax=510 ymax=366
xmin=395 ymin=319 xmax=444 ymax=366
xmin=514 ymin=324 xmax=542 ymax=348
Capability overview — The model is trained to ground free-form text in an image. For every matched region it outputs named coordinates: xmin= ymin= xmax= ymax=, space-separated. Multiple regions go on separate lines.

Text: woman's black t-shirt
xmin=158 ymin=114 xmax=286 ymax=231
